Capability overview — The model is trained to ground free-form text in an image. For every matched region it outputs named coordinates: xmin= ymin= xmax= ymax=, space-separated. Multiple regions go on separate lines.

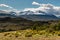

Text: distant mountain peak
xmin=0 ymin=10 xmax=59 ymax=21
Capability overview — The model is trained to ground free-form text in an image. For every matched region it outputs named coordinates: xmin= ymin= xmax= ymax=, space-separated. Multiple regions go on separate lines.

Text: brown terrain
xmin=0 ymin=17 xmax=60 ymax=40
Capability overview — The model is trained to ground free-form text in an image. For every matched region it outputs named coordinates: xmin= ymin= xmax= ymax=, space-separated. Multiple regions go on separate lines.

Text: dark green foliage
xmin=0 ymin=29 xmax=7 ymax=32
xmin=58 ymin=34 xmax=60 ymax=36
xmin=31 ymin=20 xmax=60 ymax=32
xmin=8 ymin=29 xmax=13 ymax=31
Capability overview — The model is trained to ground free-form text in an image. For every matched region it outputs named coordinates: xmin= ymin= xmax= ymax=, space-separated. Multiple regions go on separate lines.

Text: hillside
xmin=0 ymin=17 xmax=60 ymax=31
xmin=0 ymin=17 xmax=60 ymax=40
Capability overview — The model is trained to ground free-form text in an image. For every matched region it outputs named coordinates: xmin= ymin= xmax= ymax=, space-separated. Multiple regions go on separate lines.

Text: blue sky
xmin=0 ymin=0 xmax=60 ymax=10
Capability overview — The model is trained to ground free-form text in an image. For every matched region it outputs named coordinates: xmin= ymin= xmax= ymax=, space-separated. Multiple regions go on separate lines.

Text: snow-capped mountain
xmin=0 ymin=10 xmax=59 ymax=21
xmin=18 ymin=10 xmax=59 ymax=21
xmin=0 ymin=10 xmax=17 ymax=18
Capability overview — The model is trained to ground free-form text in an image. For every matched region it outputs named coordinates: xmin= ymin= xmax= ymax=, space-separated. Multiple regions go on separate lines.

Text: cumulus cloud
xmin=24 ymin=1 xmax=54 ymax=12
xmin=32 ymin=1 xmax=40 ymax=6
xmin=23 ymin=1 xmax=60 ymax=17
xmin=32 ymin=1 xmax=53 ymax=7
xmin=0 ymin=2 xmax=60 ymax=17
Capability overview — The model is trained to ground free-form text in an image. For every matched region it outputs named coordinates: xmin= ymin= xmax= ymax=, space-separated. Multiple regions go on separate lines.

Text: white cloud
xmin=32 ymin=1 xmax=53 ymax=8
xmin=23 ymin=1 xmax=60 ymax=16
xmin=0 ymin=2 xmax=60 ymax=17
xmin=0 ymin=4 xmax=20 ymax=13
xmin=0 ymin=4 xmax=13 ymax=8
xmin=32 ymin=1 xmax=40 ymax=6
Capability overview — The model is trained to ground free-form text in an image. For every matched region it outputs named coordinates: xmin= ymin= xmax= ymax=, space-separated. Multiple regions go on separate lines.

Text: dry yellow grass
xmin=0 ymin=31 xmax=60 ymax=40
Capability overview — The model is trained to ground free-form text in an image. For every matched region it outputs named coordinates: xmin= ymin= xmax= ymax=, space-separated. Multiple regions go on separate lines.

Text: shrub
xmin=25 ymin=32 xmax=32 ymax=37
xmin=4 ymin=33 xmax=10 ymax=36
xmin=58 ymin=34 xmax=60 ymax=36
xmin=14 ymin=31 xmax=21 ymax=37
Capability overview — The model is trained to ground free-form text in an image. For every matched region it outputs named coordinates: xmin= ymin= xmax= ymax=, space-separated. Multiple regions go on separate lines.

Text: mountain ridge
xmin=0 ymin=10 xmax=59 ymax=21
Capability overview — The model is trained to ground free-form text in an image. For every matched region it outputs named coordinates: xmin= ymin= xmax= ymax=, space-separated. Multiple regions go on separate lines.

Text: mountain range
xmin=0 ymin=10 xmax=59 ymax=21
